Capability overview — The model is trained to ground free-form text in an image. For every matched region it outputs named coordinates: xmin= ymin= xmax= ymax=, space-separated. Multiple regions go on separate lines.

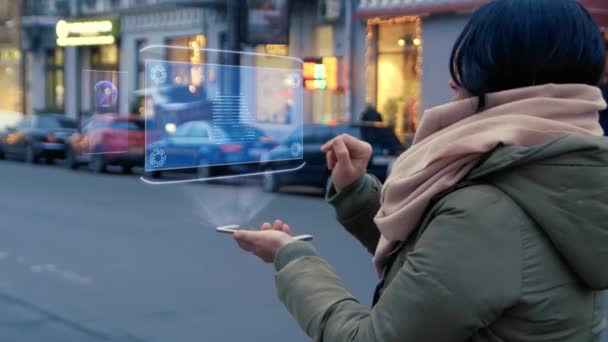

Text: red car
xmin=65 ymin=114 xmax=147 ymax=173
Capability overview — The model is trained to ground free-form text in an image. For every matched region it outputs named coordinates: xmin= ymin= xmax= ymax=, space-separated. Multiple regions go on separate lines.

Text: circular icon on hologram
xmin=290 ymin=142 xmax=303 ymax=158
xmin=285 ymin=72 xmax=301 ymax=89
xmin=149 ymin=149 xmax=167 ymax=168
xmin=94 ymin=81 xmax=118 ymax=108
xmin=150 ymin=64 xmax=167 ymax=85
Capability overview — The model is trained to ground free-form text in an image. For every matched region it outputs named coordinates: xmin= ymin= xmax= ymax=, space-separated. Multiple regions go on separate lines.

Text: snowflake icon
xmin=150 ymin=64 xmax=167 ymax=85
xmin=149 ymin=148 xmax=167 ymax=168
xmin=290 ymin=142 xmax=303 ymax=158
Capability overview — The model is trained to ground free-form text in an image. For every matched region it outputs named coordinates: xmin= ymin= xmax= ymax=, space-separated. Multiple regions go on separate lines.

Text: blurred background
xmin=0 ymin=0 xmax=607 ymax=341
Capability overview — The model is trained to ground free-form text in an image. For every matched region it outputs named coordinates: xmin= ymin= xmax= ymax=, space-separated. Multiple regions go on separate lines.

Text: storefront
xmin=364 ymin=16 xmax=422 ymax=139
xmin=303 ymin=24 xmax=346 ymax=124
xmin=121 ymin=7 xmax=226 ymax=116
xmin=355 ymin=0 xmax=608 ymax=140
xmin=0 ymin=0 xmax=23 ymax=113
xmin=55 ymin=17 xmax=121 ymax=118
xmin=249 ymin=0 xmax=346 ymax=124
xmin=0 ymin=47 xmax=22 ymax=113
xmin=355 ymin=0 xmax=487 ymax=140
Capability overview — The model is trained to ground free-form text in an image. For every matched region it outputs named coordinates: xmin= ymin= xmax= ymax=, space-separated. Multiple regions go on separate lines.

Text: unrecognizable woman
xmin=232 ymin=0 xmax=608 ymax=340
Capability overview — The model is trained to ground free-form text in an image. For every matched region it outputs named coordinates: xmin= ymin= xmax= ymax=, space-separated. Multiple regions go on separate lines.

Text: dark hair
xmin=450 ymin=0 xmax=606 ymax=111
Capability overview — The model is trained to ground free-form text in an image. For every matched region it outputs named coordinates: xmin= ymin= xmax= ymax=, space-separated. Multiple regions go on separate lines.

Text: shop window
xmin=91 ymin=44 xmax=119 ymax=70
xmin=165 ymin=34 xmax=207 ymax=86
xmin=46 ymin=48 xmax=65 ymax=111
xmin=368 ymin=17 xmax=422 ymax=140
xmin=0 ymin=48 xmax=22 ymax=112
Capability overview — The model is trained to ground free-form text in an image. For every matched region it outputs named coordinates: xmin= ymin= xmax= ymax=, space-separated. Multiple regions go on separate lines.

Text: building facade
xmin=352 ymin=0 xmax=486 ymax=140
xmin=243 ymin=0 xmax=350 ymax=124
xmin=21 ymin=0 xmax=227 ymax=119
xmin=21 ymin=0 xmax=70 ymax=116
xmin=353 ymin=0 xmax=608 ymax=141
xmin=17 ymin=0 xmax=608 ymax=126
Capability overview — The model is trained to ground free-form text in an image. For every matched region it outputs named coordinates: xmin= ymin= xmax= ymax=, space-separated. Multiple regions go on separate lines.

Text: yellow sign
xmin=322 ymin=57 xmax=338 ymax=91
xmin=0 ymin=49 xmax=21 ymax=63
xmin=56 ymin=19 xmax=119 ymax=47
xmin=265 ymin=44 xmax=289 ymax=56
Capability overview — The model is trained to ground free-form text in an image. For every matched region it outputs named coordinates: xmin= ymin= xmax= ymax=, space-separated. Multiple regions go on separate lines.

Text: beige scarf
xmin=373 ymin=84 xmax=606 ymax=276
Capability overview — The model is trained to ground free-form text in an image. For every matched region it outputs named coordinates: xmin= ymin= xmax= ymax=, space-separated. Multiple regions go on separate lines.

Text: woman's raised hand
xmin=321 ymin=134 xmax=373 ymax=192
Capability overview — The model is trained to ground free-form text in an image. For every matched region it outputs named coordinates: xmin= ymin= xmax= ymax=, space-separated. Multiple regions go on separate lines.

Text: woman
xmin=233 ymin=0 xmax=608 ymax=340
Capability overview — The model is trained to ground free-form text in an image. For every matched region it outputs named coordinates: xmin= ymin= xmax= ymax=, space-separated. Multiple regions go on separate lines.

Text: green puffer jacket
xmin=273 ymin=135 xmax=608 ymax=342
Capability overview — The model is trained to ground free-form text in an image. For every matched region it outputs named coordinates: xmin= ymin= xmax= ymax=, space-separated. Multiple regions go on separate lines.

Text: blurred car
xmin=65 ymin=114 xmax=146 ymax=173
xmin=0 ymin=111 xmax=23 ymax=158
xmin=146 ymin=121 xmax=278 ymax=179
xmin=0 ymin=111 xmax=22 ymax=132
xmin=0 ymin=114 xmax=77 ymax=164
xmin=259 ymin=123 xmax=406 ymax=192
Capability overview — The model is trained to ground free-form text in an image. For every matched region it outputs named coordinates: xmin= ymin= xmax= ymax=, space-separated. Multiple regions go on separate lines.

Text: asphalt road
xmin=0 ymin=160 xmax=606 ymax=342
xmin=0 ymin=160 xmax=377 ymax=342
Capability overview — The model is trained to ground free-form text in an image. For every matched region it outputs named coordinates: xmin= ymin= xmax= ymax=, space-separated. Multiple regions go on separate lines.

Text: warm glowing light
xmin=6 ymin=134 xmax=18 ymax=145
xmin=303 ymin=62 xmax=316 ymax=79
xmin=57 ymin=36 xmax=115 ymax=47
xmin=413 ymin=37 xmax=421 ymax=46
xmin=189 ymin=85 xmax=197 ymax=93
xmin=55 ymin=19 xmax=116 ymax=46
xmin=322 ymin=57 xmax=338 ymax=91
xmin=313 ymin=64 xmax=326 ymax=79
xmin=305 ymin=79 xmax=327 ymax=90
xmin=165 ymin=123 xmax=177 ymax=134
xmin=0 ymin=49 xmax=20 ymax=62
xmin=398 ymin=39 xmax=406 ymax=47
xmin=265 ymin=44 xmax=289 ymax=56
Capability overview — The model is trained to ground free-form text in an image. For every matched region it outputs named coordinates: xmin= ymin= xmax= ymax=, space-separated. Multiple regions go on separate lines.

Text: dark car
xmin=259 ymin=123 xmax=406 ymax=192
xmin=65 ymin=114 xmax=147 ymax=173
xmin=0 ymin=114 xmax=77 ymax=164
xmin=146 ymin=121 xmax=278 ymax=179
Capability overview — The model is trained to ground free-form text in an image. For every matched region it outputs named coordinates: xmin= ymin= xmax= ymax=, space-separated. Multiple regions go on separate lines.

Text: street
xmin=0 ymin=160 xmax=377 ymax=341
xmin=0 ymin=160 xmax=607 ymax=342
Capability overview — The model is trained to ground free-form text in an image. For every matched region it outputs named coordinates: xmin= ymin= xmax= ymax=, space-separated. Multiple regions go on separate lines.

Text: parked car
xmin=0 ymin=114 xmax=77 ymax=164
xmin=146 ymin=120 xmax=278 ymax=179
xmin=0 ymin=111 xmax=23 ymax=159
xmin=65 ymin=114 xmax=146 ymax=173
xmin=259 ymin=123 xmax=406 ymax=192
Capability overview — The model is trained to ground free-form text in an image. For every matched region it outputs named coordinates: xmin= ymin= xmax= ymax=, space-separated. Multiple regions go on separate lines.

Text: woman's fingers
xmin=321 ymin=139 xmax=333 ymax=152
xmin=272 ymin=219 xmax=283 ymax=231
xmin=326 ymin=149 xmax=336 ymax=170
xmin=261 ymin=222 xmax=271 ymax=230
xmin=333 ymin=138 xmax=354 ymax=169
xmin=322 ymin=134 xmax=370 ymax=157
xmin=282 ymin=224 xmax=292 ymax=235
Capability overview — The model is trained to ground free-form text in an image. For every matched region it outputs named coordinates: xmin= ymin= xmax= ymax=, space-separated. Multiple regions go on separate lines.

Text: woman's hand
xmin=233 ymin=220 xmax=295 ymax=263
xmin=321 ymin=134 xmax=373 ymax=192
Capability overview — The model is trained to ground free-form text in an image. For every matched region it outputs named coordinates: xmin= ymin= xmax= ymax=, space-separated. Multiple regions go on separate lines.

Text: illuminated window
xmin=368 ymin=16 xmax=422 ymax=139
xmin=90 ymin=44 xmax=119 ymax=70
xmin=165 ymin=34 xmax=207 ymax=86
xmin=46 ymin=48 xmax=65 ymax=111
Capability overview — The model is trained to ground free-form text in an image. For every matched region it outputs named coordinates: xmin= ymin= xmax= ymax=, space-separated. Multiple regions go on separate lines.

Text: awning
xmin=356 ymin=0 xmax=490 ymax=19
xmin=357 ymin=0 xmax=608 ymax=28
